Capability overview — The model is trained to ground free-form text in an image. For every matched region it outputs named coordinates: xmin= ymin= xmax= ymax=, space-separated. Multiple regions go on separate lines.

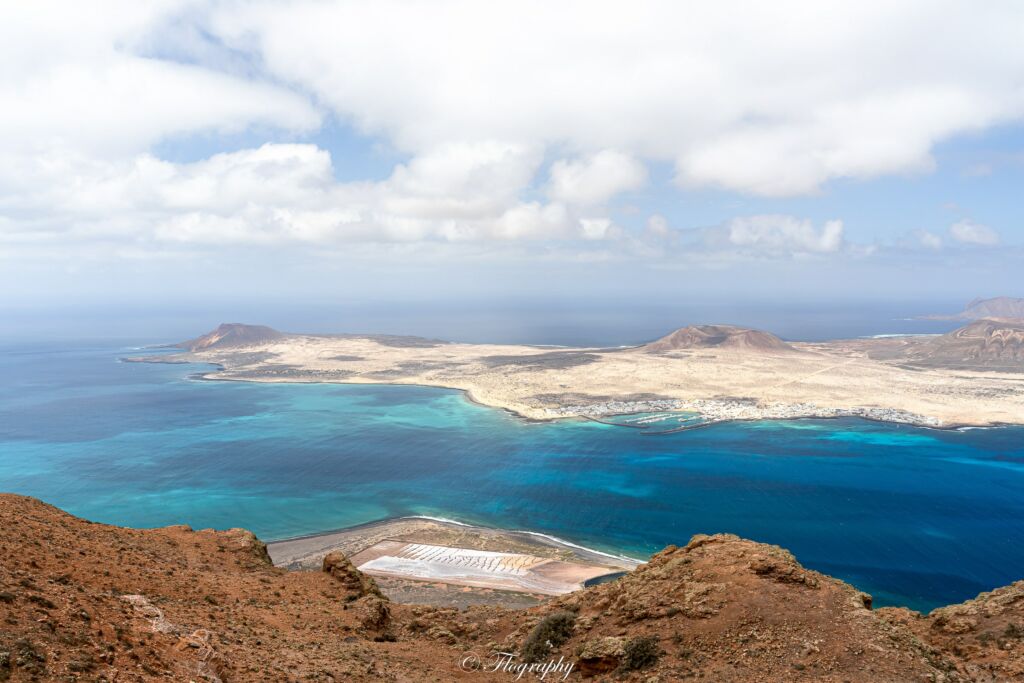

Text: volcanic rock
xmin=644 ymin=324 xmax=796 ymax=353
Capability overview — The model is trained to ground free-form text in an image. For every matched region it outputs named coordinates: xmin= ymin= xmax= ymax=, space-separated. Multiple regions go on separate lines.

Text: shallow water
xmin=1 ymin=341 xmax=1022 ymax=612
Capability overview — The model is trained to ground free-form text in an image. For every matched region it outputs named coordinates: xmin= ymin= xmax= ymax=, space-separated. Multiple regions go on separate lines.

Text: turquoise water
xmin=2 ymin=341 xmax=1023 ymax=612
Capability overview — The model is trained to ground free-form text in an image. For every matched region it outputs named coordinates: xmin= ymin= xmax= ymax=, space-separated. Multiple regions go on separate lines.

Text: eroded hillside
xmin=1 ymin=495 xmax=1022 ymax=681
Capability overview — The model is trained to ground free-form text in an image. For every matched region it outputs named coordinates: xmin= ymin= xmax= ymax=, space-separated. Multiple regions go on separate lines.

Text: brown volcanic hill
xmin=899 ymin=319 xmax=1024 ymax=371
xmin=178 ymin=323 xmax=284 ymax=352
xmin=961 ymin=296 xmax=1024 ymax=320
xmin=4 ymin=495 xmax=1024 ymax=681
xmin=925 ymin=296 xmax=1024 ymax=321
xmin=644 ymin=324 xmax=796 ymax=353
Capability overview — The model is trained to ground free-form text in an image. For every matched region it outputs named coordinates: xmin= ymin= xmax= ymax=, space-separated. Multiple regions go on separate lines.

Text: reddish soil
xmin=2 ymin=494 xmax=1022 ymax=682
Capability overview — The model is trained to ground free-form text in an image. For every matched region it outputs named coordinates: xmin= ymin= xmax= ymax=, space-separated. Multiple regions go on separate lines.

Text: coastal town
xmin=544 ymin=398 xmax=945 ymax=428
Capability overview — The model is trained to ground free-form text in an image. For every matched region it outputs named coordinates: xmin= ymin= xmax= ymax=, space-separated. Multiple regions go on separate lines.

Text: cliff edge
xmin=2 ymin=494 xmax=1021 ymax=681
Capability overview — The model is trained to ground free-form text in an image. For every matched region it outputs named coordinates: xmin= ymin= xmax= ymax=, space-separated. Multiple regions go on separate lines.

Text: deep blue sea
xmin=2 ymin=340 xmax=1023 ymax=613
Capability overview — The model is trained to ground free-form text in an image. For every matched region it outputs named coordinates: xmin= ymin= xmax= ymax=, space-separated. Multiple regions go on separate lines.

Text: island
xmin=132 ymin=314 xmax=1024 ymax=429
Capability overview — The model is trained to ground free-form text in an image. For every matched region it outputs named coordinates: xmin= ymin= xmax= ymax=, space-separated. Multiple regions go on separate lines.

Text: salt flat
xmin=350 ymin=540 xmax=619 ymax=595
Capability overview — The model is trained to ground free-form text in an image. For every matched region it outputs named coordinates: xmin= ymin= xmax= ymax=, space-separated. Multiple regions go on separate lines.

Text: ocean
xmin=1 ymin=340 xmax=1022 ymax=613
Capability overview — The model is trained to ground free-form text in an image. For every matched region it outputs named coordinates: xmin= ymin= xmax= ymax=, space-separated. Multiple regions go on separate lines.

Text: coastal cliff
xmin=2 ymin=494 xmax=1022 ymax=681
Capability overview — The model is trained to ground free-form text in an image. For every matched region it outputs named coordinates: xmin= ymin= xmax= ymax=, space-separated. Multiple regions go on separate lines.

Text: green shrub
xmin=521 ymin=611 xmax=576 ymax=663
xmin=620 ymin=635 xmax=661 ymax=671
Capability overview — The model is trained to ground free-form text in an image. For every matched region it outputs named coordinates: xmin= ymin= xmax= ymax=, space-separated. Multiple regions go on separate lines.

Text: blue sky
xmin=1 ymin=1 xmax=1022 ymax=336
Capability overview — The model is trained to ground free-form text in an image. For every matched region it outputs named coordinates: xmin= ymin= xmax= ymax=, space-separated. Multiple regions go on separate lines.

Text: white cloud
xmin=949 ymin=219 xmax=1000 ymax=246
xmin=492 ymin=202 xmax=572 ymax=241
xmin=208 ymin=0 xmax=1024 ymax=196
xmin=579 ymin=218 xmax=621 ymax=241
xmin=706 ymin=215 xmax=845 ymax=255
xmin=0 ymin=142 xmax=595 ymax=246
xmin=645 ymin=215 xmax=670 ymax=238
xmin=0 ymin=2 xmax=319 ymax=158
xmin=1 ymin=1 xmax=1022 ymax=268
xmin=383 ymin=142 xmax=542 ymax=220
xmin=914 ymin=229 xmax=944 ymax=250
xmin=548 ymin=151 xmax=646 ymax=205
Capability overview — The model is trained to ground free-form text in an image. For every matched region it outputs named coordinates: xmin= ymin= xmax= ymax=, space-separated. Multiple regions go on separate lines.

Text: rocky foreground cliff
xmin=2 ymin=495 xmax=1022 ymax=682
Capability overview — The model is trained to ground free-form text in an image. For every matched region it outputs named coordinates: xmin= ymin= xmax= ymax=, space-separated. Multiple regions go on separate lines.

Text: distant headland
xmin=918 ymin=295 xmax=1024 ymax=322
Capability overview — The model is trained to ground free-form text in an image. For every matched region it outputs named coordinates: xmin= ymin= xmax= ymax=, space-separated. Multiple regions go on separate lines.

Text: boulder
xmin=220 ymin=528 xmax=273 ymax=566
xmin=322 ymin=551 xmax=382 ymax=597
xmin=577 ymin=636 xmax=625 ymax=677
xmin=357 ymin=596 xmax=391 ymax=632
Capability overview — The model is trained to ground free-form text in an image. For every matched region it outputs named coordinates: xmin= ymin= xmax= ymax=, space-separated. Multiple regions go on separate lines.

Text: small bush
xmin=13 ymin=639 xmax=46 ymax=676
xmin=27 ymin=595 xmax=55 ymax=610
xmin=521 ymin=611 xmax=576 ymax=663
xmin=620 ymin=635 xmax=661 ymax=671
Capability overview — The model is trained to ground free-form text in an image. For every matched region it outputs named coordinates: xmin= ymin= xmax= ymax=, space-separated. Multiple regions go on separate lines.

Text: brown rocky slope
xmin=2 ymin=494 xmax=1022 ymax=682
xmin=644 ymin=325 xmax=796 ymax=354
xmin=869 ymin=319 xmax=1024 ymax=372
xmin=922 ymin=319 xmax=1024 ymax=364
xmin=178 ymin=324 xmax=284 ymax=353
xmin=923 ymin=297 xmax=1024 ymax=322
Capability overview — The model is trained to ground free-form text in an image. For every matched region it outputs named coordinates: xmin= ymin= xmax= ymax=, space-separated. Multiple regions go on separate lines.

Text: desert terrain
xmin=136 ymin=320 xmax=1024 ymax=428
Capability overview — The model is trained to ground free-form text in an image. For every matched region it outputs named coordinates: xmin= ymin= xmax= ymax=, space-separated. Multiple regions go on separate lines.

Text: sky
xmin=1 ymin=1 xmax=1023 ymax=339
